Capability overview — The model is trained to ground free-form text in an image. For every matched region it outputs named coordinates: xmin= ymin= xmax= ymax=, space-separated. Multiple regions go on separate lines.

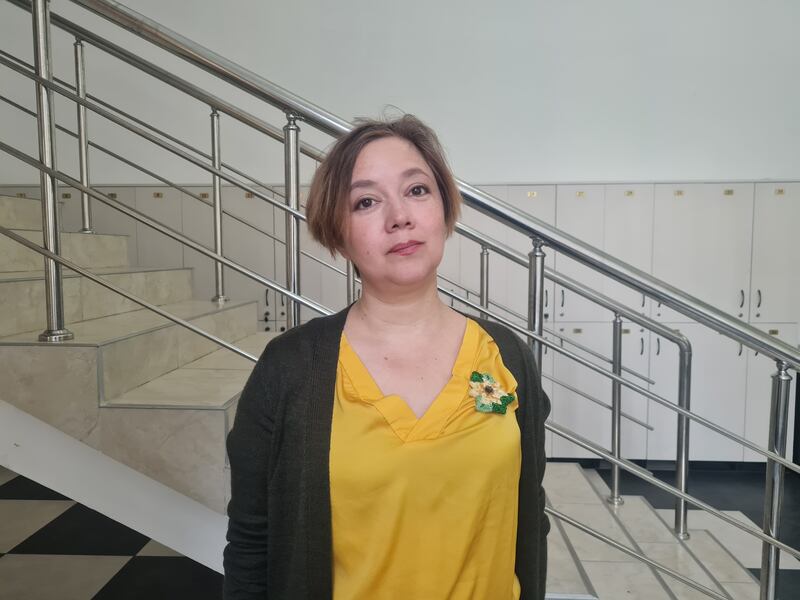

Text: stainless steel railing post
xmin=73 ymin=37 xmax=93 ymax=234
xmin=346 ymin=260 xmax=355 ymax=305
xmin=32 ymin=0 xmax=72 ymax=343
xmin=479 ymin=245 xmax=490 ymax=320
xmin=674 ymin=345 xmax=693 ymax=539
xmin=760 ymin=361 xmax=793 ymax=600
xmin=283 ymin=112 xmax=301 ymax=328
xmin=210 ymin=109 xmax=227 ymax=303
xmin=608 ymin=314 xmax=624 ymax=506
xmin=527 ymin=237 xmax=546 ymax=367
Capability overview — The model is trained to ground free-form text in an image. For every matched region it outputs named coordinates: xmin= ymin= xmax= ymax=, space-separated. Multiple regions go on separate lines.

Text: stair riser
xmin=0 ymin=269 xmax=192 ymax=337
xmin=0 ymin=196 xmax=42 ymax=229
xmin=89 ymin=404 xmax=235 ymax=512
xmin=101 ymin=302 xmax=256 ymax=400
xmin=0 ymin=230 xmax=129 ymax=271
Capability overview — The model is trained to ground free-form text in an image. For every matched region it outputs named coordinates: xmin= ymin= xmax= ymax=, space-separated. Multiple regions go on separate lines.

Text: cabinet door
xmin=505 ymin=185 xmax=557 ymax=328
xmin=554 ymin=185 xmax=609 ymax=322
xmin=651 ymin=183 xmax=753 ymax=323
xmin=743 ymin=324 xmax=797 ymax=462
xmin=603 ymin=184 xmax=654 ymax=315
xmin=750 ymin=183 xmax=800 ymax=324
xmin=647 ymin=323 xmax=748 ymax=461
xmin=550 ymin=322 xmax=650 ymax=459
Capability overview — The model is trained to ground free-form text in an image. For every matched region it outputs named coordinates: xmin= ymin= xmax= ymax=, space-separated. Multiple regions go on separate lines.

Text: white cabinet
xmin=550 ymin=321 xmax=650 ymax=459
xmin=505 ymin=185 xmax=557 ymax=328
xmin=750 ymin=183 xmax=800 ymax=324
xmin=554 ymin=185 xmax=610 ymax=322
xmin=743 ymin=324 xmax=797 ymax=462
xmin=651 ymin=183 xmax=754 ymax=323
xmin=647 ymin=323 xmax=748 ymax=461
xmin=603 ymin=184 xmax=654 ymax=315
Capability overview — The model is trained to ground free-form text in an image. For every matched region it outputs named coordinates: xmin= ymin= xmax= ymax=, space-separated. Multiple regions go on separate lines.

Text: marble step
xmin=0 ymin=266 xmax=193 ymax=337
xmin=92 ymin=332 xmax=276 ymax=513
xmin=0 ymin=298 xmax=258 ymax=408
xmin=585 ymin=469 xmax=757 ymax=599
xmin=0 ymin=229 xmax=130 ymax=271
xmin=0 ymin=195 xmax=42 ymax=230
xmin=545 ymin=462 xmax=676 ymax=599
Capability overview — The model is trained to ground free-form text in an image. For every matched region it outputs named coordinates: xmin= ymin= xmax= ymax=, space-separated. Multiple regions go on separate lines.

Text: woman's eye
xmin=409 ymin=185 xmax=429 ymax=196
xmin=355 ymin=197 xmax=374 ymax=210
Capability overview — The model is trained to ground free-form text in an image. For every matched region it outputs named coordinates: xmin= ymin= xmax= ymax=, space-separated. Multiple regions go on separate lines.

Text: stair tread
xmin=0 ymin=299 xmax=256 ymax=345
xmin=183 ymin=332 xmax=279 ymax=370
xmin=656 ymin=508 xmax=800 ymax=571
xmin=0 ymin=265 xmax=191 ymax=282
xmin=104 ymin=365 xmax=250 ymax=409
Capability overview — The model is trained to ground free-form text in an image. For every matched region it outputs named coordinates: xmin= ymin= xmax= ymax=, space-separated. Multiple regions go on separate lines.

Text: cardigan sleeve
xmin=514 ymin=333 xmax=552 ymax=600
xmin=223 ymin=347 xmax=275 ymax=599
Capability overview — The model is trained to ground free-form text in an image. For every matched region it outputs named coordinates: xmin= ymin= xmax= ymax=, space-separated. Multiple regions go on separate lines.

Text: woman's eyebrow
xmin=349 ymin=168 xmax=430 ymax=192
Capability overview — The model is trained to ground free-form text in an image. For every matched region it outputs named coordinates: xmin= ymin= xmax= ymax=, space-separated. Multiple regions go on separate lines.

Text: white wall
xmin=1 ymin=0 xmax=799 ymax=186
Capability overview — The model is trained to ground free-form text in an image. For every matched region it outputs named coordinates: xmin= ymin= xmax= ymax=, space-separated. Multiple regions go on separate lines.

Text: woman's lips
xmin=388 ymin=241 xmax=423 ymax=255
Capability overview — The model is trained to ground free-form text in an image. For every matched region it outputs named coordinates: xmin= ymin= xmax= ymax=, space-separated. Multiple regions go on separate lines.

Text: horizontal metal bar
xmin=547 ymin=420 xmax=800 ymax=560
xmin=0 ymin=225 xmax=258 ymax=362
xmin=442 ymin=288 xmax=800 ymax=475
xmin=546 ymin=507 xmax=728 ymax=600
xmin=542 ymin=374 xmax=654 ymax=431
xmin=0 ymin=140 xmax=333 ymax=318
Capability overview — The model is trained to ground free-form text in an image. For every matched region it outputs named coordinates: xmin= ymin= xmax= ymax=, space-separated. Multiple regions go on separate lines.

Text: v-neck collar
xmin=339 ymin=318 xmax=478 ymax=442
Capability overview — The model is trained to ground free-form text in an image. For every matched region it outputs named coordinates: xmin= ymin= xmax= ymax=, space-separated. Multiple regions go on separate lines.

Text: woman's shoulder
xmin=255 ymin=307 xmax=349 ymax=369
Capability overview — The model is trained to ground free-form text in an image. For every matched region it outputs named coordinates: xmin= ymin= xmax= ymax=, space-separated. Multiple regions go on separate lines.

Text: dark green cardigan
xmin=224 ymin=306 xmax=550 ymax=599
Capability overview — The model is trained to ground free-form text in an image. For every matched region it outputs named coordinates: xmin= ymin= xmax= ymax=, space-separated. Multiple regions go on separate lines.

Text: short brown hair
xmin=306 ymin=114 xmax=462 ymax=255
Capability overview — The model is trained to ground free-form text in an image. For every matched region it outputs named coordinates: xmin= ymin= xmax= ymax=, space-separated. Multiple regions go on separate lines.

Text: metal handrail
xmin=0 ymin=140 xmax=333 ymax=318
xmin=437 ymin=271 xmax=657 ymax=386
xmin=442 ymin=289 xmax=800 ymax=476
xmin=547 ymin=420 xmax=800 ymax=560
xmin=59 ymin=0 xmax=800 ymax=369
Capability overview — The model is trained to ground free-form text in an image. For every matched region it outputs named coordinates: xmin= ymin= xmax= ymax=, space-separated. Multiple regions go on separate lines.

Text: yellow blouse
xmin=330 ymin=318 xmax=522 ymax=599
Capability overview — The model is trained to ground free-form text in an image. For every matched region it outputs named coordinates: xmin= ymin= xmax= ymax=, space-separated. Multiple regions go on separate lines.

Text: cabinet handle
xmin=739 ymin=289 xmax=745 ymax=308
xmin=738 ymin=343 xmax=743 ymax=357
xmin=545 ymin=289 xmax=549 ymax=308
xmin=656 ymin=338 xmax=661 ymax=356
xmin=640 ymin=337 xmax=644 ymax=355
xmin=757 ymin=289 xmax=762 ymax=308
xmin=560 ymin=289 xmax=565 ymax=308
xmin=641 ymin=294 xmax=646 ymax=308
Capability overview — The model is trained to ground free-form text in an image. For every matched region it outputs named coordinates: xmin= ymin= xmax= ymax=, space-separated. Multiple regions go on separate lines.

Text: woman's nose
xmin=386 ymin=198 xmax=412 ymax=230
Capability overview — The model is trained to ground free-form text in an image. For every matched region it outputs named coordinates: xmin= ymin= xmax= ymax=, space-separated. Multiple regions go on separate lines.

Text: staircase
xmin=0 ymin=193 xmax=274 ymax=514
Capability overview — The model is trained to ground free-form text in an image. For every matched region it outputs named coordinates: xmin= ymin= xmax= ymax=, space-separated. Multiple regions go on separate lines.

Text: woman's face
xmin=341 ymin=136 xmax=447 ymax=293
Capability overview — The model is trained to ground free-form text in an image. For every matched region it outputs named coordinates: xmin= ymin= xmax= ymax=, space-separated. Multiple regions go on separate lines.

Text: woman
xmin=223 ymin=115 xmax=550 ymax=599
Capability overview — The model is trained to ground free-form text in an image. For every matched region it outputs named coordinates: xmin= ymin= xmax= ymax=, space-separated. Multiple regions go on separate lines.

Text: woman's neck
xmin=348 ymin=282 xmax=453 ymax=340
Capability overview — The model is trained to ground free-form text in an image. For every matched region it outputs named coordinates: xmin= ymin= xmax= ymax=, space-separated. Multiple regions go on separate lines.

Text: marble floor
xmin=0 ymin=466 xmax=221 ymax=600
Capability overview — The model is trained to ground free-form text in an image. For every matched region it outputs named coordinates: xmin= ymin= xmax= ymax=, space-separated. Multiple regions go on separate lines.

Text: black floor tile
xmin=9 ymin=503 xmax=148 ymax=556
xmin=0 ymin=475 xmax=69 ymax=500
xmin=93 ymin=556 xmax=223 ymax=600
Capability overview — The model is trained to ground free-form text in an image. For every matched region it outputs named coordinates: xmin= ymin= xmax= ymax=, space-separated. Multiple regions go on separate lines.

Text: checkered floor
xmin=0 ymin=466 xmax=222 ymax=600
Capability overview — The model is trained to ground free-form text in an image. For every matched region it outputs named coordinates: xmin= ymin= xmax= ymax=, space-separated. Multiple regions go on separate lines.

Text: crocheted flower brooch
xmin=469 ymin=371 xmax=515 ymax=414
